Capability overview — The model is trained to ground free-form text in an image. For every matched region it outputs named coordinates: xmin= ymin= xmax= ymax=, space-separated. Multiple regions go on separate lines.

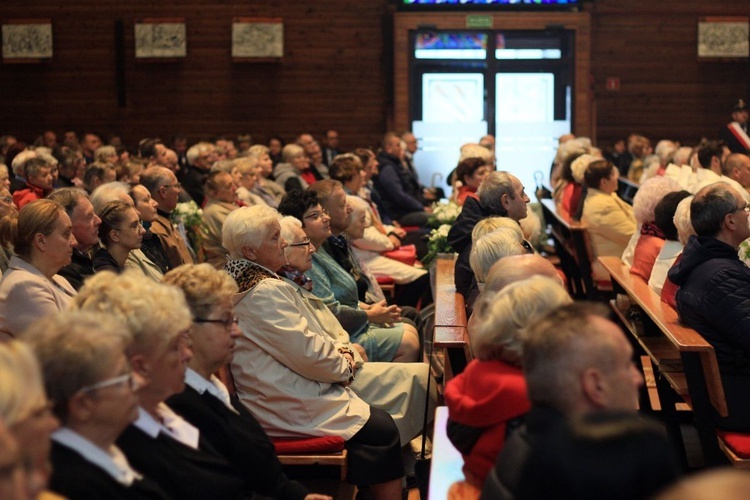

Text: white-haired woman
xmin=24 ymin=311 xmax=170 ymax=499
xmin=0 ymin=340 xmax=59 ymax=498
xmin=222 ymin=205 xmax=404 ymax=500
xmin=279 ymin=216 xmax=435 ymax=447
xmin=445 ymin=276 xmax=571 ymax=495
xmin=0 ymin=199 xmax=77 ymax=339
xmin=346 ymin=195 xmax=431 ymax=307
xmin=624 ymin=176 xmax=682 ymax=280
xmin=273 ymin=144 xmax=320 ymax=193
xmin=163 ymin=263 xmax=328 ymax=500
xmin=73 ymin=271 xmax=250 ymax=500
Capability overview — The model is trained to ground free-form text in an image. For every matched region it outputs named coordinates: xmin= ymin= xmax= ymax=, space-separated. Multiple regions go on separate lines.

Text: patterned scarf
xmin=224 ymin=258 xmax=281 ymax=294
xmin=277 ymin=265 xmax=313 ymax=291
xmin=640 ymin=221 xmax=665 ymax=239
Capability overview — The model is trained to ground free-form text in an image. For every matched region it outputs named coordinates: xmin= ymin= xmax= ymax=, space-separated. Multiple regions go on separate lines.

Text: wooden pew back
xmin=597 ymin=256 xmax=750 ymax=468
xmin=433 ymin=256 xmax=471 ymax=383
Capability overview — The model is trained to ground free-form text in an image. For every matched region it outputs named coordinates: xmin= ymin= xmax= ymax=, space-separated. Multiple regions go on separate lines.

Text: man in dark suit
xmin=323 ymin=129 xmax=341 ymax=166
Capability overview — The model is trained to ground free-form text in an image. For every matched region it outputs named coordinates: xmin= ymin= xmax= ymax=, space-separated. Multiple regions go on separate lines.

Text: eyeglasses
xmin=163 ymin=182 xmax=182 ymax=190
xmin=194 ymin=315 xmax=239 ymax=330
xmin=288 ymin=238 xmax=312 ymax=248
xmin=304 ymin=209 xmax=329 ymax=222
xmin=78 ymin=372 xmax=138 ymax=394
xmin=116 ymin=221 xmax=144 ymax=232
xmin=738 ymin=203 xmax=750 ymax=213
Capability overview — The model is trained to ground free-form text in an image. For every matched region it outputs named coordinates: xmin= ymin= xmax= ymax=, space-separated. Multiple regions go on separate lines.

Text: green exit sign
xmin=466 ymin=15 xmax=493 ymax=29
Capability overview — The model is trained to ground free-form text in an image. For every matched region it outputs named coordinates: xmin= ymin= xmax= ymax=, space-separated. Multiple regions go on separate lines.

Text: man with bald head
xmin=669 ymin=183 xmax=750 ymax=431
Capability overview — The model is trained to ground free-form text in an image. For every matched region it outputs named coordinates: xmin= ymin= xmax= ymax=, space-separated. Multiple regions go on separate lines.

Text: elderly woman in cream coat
xmin=279 ymin=215 xmax=434 ymax=446
xmin=222 ymin=205 xmax=404 ymax=500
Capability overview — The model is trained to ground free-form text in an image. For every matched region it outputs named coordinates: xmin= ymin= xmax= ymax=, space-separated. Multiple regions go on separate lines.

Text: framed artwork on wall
xmin=698 ymin=17 xmax=749 ymax=60
xmin=232 ymin=17 xmax=283 ymax=62
xmin=2 ymin=19 xmax=53 ymax=62
xmin=135 ymin=18 xmax=186 ymax=60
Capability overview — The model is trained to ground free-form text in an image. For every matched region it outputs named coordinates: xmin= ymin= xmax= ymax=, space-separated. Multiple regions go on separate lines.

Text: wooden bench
xmin=433 ymin=255 xmax=471 ymax=384
xmin=541 ymin=198 xmax=612 ymax=300
xmin=598 ymin=256 xmax=750 ymax=468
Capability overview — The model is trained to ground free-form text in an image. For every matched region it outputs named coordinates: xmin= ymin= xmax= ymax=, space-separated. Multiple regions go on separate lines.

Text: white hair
xmin=222 ymin=205 xmax=281 ymax=259
xmin=472 ymin=275 xmax=571 ymax=364
xmin=673 ymin=195 xmax=695 ymax=246
xmin=470 ymin=227 xmax=526 ymax=283
xmin=459 ymin=143 xmax=494 ymax=163
xmin=11 ymin=150 xmax=37 ymax=176
xmin=90 ymin=181 xmax=133 ymax=214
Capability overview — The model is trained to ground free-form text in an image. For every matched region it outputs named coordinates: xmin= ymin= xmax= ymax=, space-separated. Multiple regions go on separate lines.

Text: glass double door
xmin=410 ymin=29 xmax=574 ymax=196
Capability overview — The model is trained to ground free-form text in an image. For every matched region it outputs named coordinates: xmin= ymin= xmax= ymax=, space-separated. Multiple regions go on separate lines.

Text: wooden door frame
xmin=392 ymin=12 xmax=592 ymax=138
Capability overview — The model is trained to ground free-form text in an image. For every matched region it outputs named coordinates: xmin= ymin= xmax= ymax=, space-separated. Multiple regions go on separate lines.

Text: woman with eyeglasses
xmin=93 ymin=200 xmax=146 ymax=274
xmin=73 ymin=271 xmax=249 ymax=500
xmin=0 ymin=199 xmax=77 ymax=340
xmin=163 ymin=263 xmax=328 ymax=500
xmin=23 ymin=311 xmax=170 ymax=499
xmin=0 ymin=340 xmax=60 ymax=498
xmin=278 ymin=216 xmax=434 ymax=448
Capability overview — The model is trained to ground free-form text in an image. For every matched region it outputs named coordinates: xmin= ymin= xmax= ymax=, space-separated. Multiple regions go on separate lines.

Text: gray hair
xmin=281 ymin=144 xmax=304 ymax=163
xmin=47 ymin=187 xmax=90 ymax=218
xmin=139 ymin=166 xmax=173 ymax=195
xmin=484 ymin=253 xmax=563 ymax=295
xmin=90 ymin=181 xmax=132 ymax=214
xmin=522 ymin=302 xmax=615 ymax=414
xmin=690 ymin=183 xmax=739 ymax=237
xmin=472 ymin=275 xmax=571 ymax=364
xmin=469 ymin=227 xmax=525 ymax=283
xmin=477 ymin=171 xmax=514 ymax=216
xmin=23 ymin=311 xmax=131 ymax=422
xmin=222 ymin=205 xmax=281 ymax=259
xmin=471 ymin=216 xmax=523 ymax=243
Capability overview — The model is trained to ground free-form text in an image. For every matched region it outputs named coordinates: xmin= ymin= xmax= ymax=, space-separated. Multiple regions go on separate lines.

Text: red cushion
xmin=384 ymin=244 xmax=417 ymax=266
xmin=376 ymin=276 xmax=395 ymax=285
xmin=717 ymin=430 xmax=750 ymax=458
xmin=272 ymin=436 xmax=345 ymax=454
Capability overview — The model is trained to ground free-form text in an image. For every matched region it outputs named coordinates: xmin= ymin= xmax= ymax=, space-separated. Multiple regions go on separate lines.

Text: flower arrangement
xmin=739 ymin=239 xmax=750 ymax=267
xmin=170 ymin=201 xmax=205 ymax=259
xmin=422 ymin=224 xmax=454 ymax=267
xmin=427 ymin=200 xmax=462 ymax=229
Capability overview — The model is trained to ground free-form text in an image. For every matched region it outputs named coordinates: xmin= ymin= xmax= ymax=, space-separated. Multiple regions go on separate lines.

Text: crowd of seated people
xmin=1 ymin=122 xmax=750 ymax=499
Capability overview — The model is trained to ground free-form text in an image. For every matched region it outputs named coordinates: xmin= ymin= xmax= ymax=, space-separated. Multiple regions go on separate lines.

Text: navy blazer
xmin=49 ymin=441 xmax=170 ymax=500
xmin=116 ymin=420 xmax=246 ymax=500
xmin=167 ymin=386 xmax=309 ymax=500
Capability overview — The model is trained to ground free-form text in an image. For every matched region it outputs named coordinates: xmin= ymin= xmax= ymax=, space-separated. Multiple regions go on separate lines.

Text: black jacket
xmin=116 ymin=422 xmax=247 ymax=500
xmin=481 ymin=405 xmax=565 ymax=500
xmin=167 ymin=386 xmax=309 ymax=500
xmin=58 ymin=248 xmax=95 ymax=291
xmin=374 ymin=152 xmax=425 ymax=220
xmin=447 ymin=197 xmax=498 ymax=299
xmin=49 ymin=441 xmax=170 ymax=500
xmin=668 ymin=235 xmax=750 ymax=431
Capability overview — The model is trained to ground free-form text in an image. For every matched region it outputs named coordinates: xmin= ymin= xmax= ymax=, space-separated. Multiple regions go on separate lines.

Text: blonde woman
xmin=0 ymin=199 xmax=77 ymax=339
xmin=164 ymin=263 xmax=328 ymax=500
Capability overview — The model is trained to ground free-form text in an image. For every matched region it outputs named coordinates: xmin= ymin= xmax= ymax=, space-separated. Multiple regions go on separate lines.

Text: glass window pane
xmin=415 ymin=32 xmax=487 ymax=60
xmin=422 ymin=73 xmax=485 ymax=123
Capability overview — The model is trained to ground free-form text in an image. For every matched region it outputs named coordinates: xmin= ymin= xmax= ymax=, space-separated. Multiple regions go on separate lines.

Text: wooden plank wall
xmin=0 ymin=0 xmax=748 ymax=151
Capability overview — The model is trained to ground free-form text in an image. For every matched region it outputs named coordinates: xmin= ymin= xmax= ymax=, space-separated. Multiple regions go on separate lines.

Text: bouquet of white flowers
xmin=422 ymin=224 xmax=454 ymax=267
xmin=428 ymin=200 xmax=462 ymax=229
xmin=170 ymin=201 xmax=205 ymax=259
